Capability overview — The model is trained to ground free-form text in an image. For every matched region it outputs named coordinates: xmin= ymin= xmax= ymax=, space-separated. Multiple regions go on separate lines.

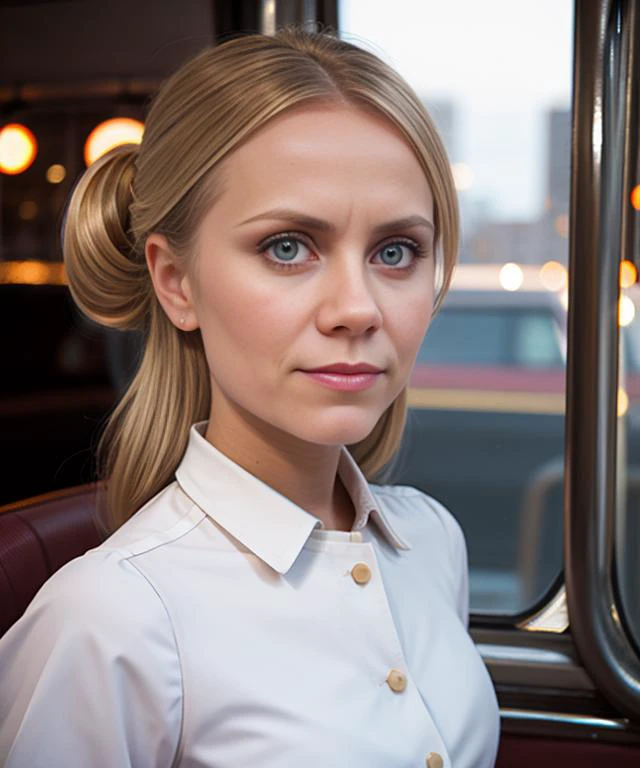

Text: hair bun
xmin=63 ymin=144 xmax=151 ymax=331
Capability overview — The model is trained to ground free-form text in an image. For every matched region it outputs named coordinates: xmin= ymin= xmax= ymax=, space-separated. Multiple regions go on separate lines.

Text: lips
xmin=297 ymin=363 xmax=384 ymax=393
xmin=300 ymin=363 xmax=384 ymax=392
xmin=301 ymin=363 xmax=383 ymax=374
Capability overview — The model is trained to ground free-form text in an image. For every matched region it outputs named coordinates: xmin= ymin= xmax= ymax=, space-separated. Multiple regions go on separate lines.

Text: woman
xmin=0 ymin=28 xmax=499 ymax=767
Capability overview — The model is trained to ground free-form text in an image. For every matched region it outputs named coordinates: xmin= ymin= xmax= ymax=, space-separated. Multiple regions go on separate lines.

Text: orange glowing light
xmin=632 ymin=185 xmax=640 ymax=211
xmin=46 ymin=164 xmax=66 ymax=184
xmin=539 ymin=260 xmax=568 ymax=292
xmin=620 ymin=259 xmax=637 ymax=288
xmin=84 ymin=118 xmax=144 ymax=166
xmin=0 ymin=123 xmax=37 ymax=175
xmin=0 ymin=260 xmax=66 ymax=285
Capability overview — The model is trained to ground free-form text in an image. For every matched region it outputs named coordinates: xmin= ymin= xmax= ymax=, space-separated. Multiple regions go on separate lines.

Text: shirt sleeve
xmin=0 ymin=550 xmax=183 ymax=768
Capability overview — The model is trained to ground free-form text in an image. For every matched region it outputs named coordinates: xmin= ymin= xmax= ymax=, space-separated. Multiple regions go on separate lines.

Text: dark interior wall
xmin=0 ymin=0 xmax=216 ymax=503
xmin=0 ymin=0 xmax=216 ymax=86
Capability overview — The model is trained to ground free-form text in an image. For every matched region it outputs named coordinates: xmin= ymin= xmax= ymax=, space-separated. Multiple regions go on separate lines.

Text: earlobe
xmin=145 ymin=233 xmax=199 ymax=330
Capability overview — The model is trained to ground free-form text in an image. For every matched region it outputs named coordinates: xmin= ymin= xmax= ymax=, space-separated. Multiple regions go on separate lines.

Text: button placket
xmin=364 ymin=548 xmax=407 ymax=671
xmin=347 ymin=546 xmax=408 ymax=691
xmin=338 ymin=539 xmax=451 ymax=766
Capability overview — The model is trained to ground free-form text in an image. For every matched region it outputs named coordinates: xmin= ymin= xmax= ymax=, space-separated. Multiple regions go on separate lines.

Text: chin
xmin=289 ymin=408 xmax=384 ymax=447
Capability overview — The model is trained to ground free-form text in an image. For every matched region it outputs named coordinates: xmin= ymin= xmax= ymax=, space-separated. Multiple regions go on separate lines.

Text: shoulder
xmin=0 ymin=481 xmax=205 ymax=765
xmin=99 ymin=480 xmax=205 ymax=555
xmin=1 ymin=484 xmax=191 ymax=674
xmin=4 ymin=546 xmax=177 ymax=657
xmin=371 ymin=483 xmax=466 ymax=553
xmin=0 ymin=547 xmax=183 ymax=765
xmin=20 ymin=480 xmax=202 ymax=633
xmin=371 ymin=484 xmax=470 ymax=625
xmin=20 ymin=478 xmax=208 ymax=645
xmin=0 ymin=481 xmax=206 ymax=676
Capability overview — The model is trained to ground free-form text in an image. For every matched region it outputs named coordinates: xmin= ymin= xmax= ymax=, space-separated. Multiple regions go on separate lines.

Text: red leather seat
xmin=0 ymin=485 xmax=105 ymax=638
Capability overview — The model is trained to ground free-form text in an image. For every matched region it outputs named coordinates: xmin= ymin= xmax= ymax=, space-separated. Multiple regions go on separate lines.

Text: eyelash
xmin=256 ymin=231 xmax=430 ymax=271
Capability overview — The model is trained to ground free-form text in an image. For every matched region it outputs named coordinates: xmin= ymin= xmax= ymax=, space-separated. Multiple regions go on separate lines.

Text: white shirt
xmin=0 ymin=422 xmax=500 ymax=767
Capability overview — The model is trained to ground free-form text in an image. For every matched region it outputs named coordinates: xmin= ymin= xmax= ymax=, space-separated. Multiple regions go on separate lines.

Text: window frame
xmin=562 ymin=0 xmax=640 ymax=720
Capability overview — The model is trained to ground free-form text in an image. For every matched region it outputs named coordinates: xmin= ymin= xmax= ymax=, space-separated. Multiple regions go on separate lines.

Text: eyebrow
xmin=236 ymin=208 xmax=434 ymax=236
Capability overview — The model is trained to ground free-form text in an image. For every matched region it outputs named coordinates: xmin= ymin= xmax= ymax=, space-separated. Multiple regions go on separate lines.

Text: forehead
xmin=211 ymin=103 xmax=434 ymax=221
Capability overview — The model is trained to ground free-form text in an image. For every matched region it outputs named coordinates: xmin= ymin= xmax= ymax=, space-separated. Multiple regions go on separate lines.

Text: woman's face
xmin=187 ymin=104 xmax=435 ymax=448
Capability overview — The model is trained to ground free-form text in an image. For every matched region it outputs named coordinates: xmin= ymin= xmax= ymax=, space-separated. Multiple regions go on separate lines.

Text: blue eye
xmin=373 ymin=241 xmax=420 ymax=268
xmin=260 ymin=235 xmax=312 ymax=267
xmin=272 ymin=239 xmax=299 ymax=261
xmin=380 ymin=244 xmax=405 ymax=265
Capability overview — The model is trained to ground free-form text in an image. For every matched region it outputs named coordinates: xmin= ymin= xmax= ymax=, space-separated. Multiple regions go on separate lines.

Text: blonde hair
xmin=63 ymin=27 xmax=459 ymax=531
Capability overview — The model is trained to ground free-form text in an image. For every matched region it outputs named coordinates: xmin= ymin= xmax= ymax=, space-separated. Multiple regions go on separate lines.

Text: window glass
xmin=418 ymin=307 xmax=565 ymax=369
xmin=417 ymin=309 xmax=510 ymax=366
xmin=618 ymin=280 xmax=640 ymax=647
xmin=623 ymin=299 xmax=640 ymax=374
xmin=340 ymin=0 xmax=574 ymax=613
xmin=514 ymin=313 xmax=565 ymax=368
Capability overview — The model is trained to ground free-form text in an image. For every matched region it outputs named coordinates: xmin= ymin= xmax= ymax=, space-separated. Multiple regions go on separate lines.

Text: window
xmin=418 ymin=309 xmax=511 ymax=366
xmin=619 ymin=270 xmax=640 ymax=649
xmin=514 ymin=313 xmax=564 ymax=368
xmin=340 ymin=0 xmax=574 ymax=614
xmin=418 ymin=306 xmax=565 ymax=369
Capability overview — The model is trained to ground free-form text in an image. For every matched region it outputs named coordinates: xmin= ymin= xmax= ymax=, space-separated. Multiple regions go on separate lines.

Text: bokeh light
xmin=619 ymin=294 xmax=636 ymax=327
xmin=539 ymin=260 xmax=568 ymax=292
xmin=620 ymin=259 xmax=637 ymax=288
xmin=618 ymin=387 xmax=629 ymax=418
xmin=499 ymin=262 xmax=524 ymax=292
xmin=0 ymin=123 xmax=38 ymax=175
xmin=46 ymin=164 xmax=66 ymax=184
xmin=84 ymin=117 xmax=144 ymax=166
xmin=632 ymin=185 xmax=640 ymax=211
xmin=451 ymin=162 xmax=474 ymax=192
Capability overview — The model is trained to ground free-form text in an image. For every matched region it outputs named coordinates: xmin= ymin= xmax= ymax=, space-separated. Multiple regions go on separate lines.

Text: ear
xmin=145 ymin=233 xmax=199 ymax=331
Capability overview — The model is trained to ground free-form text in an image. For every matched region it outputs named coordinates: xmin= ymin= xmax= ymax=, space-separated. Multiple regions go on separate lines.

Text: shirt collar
xmin=174 ymin=421 xmax=410 ymax=574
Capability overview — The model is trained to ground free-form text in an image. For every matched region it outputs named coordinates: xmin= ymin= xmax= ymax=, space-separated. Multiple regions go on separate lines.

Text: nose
xmin=315 ymin=257 xmax=383 ymax=337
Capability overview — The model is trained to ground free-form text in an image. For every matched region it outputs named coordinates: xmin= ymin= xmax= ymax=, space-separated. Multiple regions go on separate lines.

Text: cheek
xmin=386 ymin=285 xmax=434 ymax=364
xmin=193 ymin=267 xmax=305 ymax=373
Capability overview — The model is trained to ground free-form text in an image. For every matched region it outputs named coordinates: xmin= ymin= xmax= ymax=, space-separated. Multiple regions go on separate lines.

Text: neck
xmin=204 ymin=395 xmax=355 ymax=532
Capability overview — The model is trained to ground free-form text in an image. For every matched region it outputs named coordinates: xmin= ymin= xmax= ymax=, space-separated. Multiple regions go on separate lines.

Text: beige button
xmin=426 ymin=752 xmax=443 ymax=768
xmin=350 ymin=562 xmax=371 ymax=585
xmin=385 ymin=668 xmax=407 ymax=693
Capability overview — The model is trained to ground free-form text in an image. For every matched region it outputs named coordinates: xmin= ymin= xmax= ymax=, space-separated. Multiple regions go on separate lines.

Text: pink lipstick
xmin=299 ymin=363 xmax=384 ymax=392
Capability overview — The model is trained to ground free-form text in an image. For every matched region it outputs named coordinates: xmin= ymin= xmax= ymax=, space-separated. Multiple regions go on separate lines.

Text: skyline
xmin=339 ymin=0 xmax=574 ymax=221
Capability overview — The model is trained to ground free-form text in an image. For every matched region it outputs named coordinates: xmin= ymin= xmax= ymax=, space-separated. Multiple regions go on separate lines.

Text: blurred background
xmin=2 ymin=0 xmax=639 ymax=618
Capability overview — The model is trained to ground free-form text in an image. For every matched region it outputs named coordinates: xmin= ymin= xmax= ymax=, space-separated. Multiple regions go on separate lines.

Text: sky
xmin=339 ymin=0 xmax=574 ymax=222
